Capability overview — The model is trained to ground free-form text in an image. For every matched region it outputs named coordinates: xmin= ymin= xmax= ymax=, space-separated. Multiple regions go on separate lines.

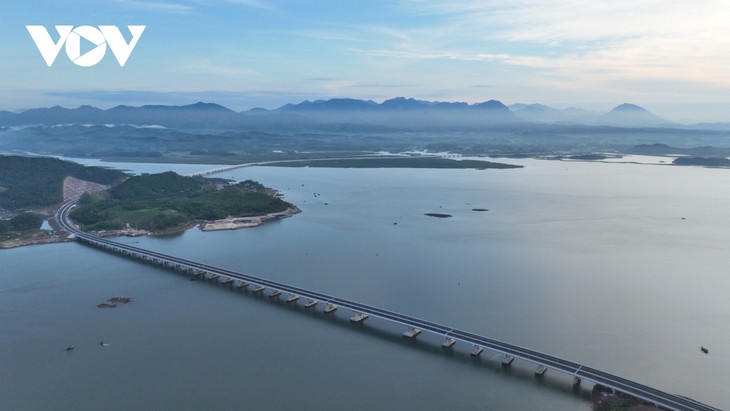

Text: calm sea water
xmin=2 ymin=158 xmax=729 ymax=410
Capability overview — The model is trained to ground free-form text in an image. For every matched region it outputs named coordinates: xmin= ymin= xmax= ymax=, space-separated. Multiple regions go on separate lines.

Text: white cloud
xmin=384 ymin=0 xmax=730 ymax=100
xmin=222 ymin=0 xmax=271 ymax=9
xmin=112 ymin=0 xmax=195 ymax=13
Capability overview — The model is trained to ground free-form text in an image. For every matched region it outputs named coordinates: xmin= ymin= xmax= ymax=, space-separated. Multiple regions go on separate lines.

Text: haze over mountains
xmin=3 ymin=96 xmax=730 ymax=164
xmin=0 ymin=98 xmax=682 ymax=131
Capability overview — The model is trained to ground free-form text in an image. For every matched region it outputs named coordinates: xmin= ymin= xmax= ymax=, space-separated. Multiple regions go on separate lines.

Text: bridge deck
xmin=56 ymin=201 xmax=719 ymax=411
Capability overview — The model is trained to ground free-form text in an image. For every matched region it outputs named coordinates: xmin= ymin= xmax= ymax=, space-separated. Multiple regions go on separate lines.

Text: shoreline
xmin=200 ymin=206 xmax=301 ymax=231
xmin=0 ymin=206 xmax=302 ymax=249
xmin=94 ymin=206 xmax=302 ymax=237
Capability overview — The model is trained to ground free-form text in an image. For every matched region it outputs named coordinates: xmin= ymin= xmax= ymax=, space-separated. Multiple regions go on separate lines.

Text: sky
xmin=2 ymin=0 xmax=730 ymax=122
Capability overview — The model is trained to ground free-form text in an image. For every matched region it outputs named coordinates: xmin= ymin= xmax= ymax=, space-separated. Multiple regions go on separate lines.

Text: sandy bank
xmin=201 ymin=207 xmax=301 ymax=231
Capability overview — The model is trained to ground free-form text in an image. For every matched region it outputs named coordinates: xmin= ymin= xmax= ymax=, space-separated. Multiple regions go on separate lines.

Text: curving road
xmin=56 ymin=200 xmax=720 ymax=411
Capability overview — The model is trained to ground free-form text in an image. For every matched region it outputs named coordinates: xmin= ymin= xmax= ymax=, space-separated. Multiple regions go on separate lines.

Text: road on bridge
xmin=56 ymin=200 xmax=720 ymax=411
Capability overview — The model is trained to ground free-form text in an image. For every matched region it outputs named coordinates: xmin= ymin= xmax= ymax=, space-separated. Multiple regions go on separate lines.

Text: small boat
xmin=65 ymin=346 xmax=75 ymax=351
xmin=701 ymin=346 xmax=709 ymax=354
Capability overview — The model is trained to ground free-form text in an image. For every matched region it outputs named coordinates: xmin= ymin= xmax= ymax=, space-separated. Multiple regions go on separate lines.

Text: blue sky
xmin=2 ymin=0 xmax=730 ymax=122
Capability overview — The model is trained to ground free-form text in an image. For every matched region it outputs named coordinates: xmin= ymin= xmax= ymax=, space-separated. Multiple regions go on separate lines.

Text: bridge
xmin=56 ymin=200 xmax=719 ymax=411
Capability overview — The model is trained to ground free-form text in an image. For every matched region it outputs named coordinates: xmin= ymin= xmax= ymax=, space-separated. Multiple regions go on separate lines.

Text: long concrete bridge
xmin=56 ymin=200 xmax=719 ymax=411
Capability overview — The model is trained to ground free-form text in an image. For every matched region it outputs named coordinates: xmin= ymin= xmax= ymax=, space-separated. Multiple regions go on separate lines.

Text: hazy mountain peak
xmin=472 ymin=99 xmax=510 ymax=111
xmin=610 ymin=103 xmax=649 ymax=113
xmin=183 ymin=102 xmax=234 ymax=112
xmin=603 ymin=103 xmax=667 ymax=126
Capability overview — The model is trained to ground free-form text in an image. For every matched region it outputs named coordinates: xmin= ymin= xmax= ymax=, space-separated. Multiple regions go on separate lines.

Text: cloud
xmin=379 ymin=0 xmax=730 ymax=94
xmin=223 ymin=0 xmax=271 ymax=8
xmin=112 ymin=0 xmax=195 ymax=13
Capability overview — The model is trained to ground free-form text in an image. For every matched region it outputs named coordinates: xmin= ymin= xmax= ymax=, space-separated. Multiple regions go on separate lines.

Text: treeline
xmin=0 ymin=155 xmax=126 ymax=210
xmin=70 ymin=172 xmax=291 ymax=232
xmin=109 ymin=171 xmax=214 ymax=201
xmin=0 ymin=212 xmax=43 ymax=233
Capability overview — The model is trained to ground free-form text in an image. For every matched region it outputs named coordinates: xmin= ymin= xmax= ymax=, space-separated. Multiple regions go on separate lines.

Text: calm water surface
xmin=2 ymin=158 xmax=729 ymax=410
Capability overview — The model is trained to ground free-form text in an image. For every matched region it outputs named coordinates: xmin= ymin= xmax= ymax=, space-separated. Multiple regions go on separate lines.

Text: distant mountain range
xmin=508 ymin=102 xmax=668 ymax=126
xmin=0 ymin=98 xmax=677 ymax=130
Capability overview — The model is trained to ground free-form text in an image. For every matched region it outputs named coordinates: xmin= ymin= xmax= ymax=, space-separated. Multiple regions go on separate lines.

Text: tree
xmin=10 ymin=212 xmax=43 ymax=231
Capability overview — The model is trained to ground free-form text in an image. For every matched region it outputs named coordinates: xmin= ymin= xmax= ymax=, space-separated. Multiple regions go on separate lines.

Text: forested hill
xmin=71 ymin=172 xmax=293 ymax=232
xmin=0 ymin=155 xmax=126 ymax=210
xmin=109 ymin=171 xmax=213 ymax=201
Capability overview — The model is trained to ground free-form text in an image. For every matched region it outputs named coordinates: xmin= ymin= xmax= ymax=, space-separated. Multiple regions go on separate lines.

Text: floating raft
xmin=237 ymin=281 xmax=249 ymax=289
xmin=403 ymin=328 xmax=422 ymax=338
xmin=502 ymin=355 xmax=514 ymax=366
xmin=207 ymin=274 xmax=220 ymax=281
xmin=324 ymin=303 xmax=337 ymax=313
xmin=442 ymin=338 xmax=456 ymax=349
xmin=350 ymin=312 xmax=369 ymax=323
xmin=305 ymin=299 xmax=318 ymax=308
xmin=221 ymin=278 xmax=234 ymax=285
xmin=269 ymin=290 xmax=282 ymax=298
xmin=252 ymin=285 xmax=264 ymax=294
xmin=471 ymin=346 xmax=484 ymax=357
xmin=535 ymin=365 xmax=548 ymax=376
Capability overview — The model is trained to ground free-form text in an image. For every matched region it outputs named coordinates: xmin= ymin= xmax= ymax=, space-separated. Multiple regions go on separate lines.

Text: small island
xmin=70 ymin=172 xmax=299 ymax=236
xmin=424 ymin=213 xmax=453 ymax=218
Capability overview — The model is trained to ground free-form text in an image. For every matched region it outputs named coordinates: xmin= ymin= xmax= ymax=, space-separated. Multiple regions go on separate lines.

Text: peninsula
xmin=0 ymin=155 xmax=298 ymax=247
xmin=70 ymin=172 xmax=298 ymax=236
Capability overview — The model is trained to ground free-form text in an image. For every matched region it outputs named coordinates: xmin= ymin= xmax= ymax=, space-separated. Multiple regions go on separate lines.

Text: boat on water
xmin=701 ymin=346 xmax=709 ymax=354
xmin=65 ymin=346 xmax=75 ymax=351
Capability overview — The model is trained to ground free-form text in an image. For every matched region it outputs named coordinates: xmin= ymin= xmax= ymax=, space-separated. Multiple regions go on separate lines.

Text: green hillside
xmin=0 ymin=155 xmax=126 ymax=210
xmin=71 ymin=173 xmax=292 ymax=232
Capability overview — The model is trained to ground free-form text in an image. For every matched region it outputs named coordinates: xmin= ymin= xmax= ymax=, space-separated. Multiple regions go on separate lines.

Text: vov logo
xmin=26 ymin=25 xmax=146 ymax=67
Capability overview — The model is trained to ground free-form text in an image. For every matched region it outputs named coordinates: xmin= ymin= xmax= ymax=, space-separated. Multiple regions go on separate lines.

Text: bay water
xmin=2 ymin=158 xmax=729 ymax=410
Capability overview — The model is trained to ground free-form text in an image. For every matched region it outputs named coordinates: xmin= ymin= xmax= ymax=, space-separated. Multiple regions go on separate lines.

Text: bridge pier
xmin=350 ymin=312 xmax=368 ymax=323
xmin=403 ymin=328 xmax=421 ymax=338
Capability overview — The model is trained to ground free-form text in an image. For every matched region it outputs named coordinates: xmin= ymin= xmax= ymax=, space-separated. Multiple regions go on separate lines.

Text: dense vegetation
xmin=70 ymin=172 xmax=291 ymax=232
xmin=672 ymin=156 xmax=730 ymax=167
xmin=0 ymin=213 xmax=44 ymax=233
xmin=0 ymin=155 xmax=126 ymax=210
